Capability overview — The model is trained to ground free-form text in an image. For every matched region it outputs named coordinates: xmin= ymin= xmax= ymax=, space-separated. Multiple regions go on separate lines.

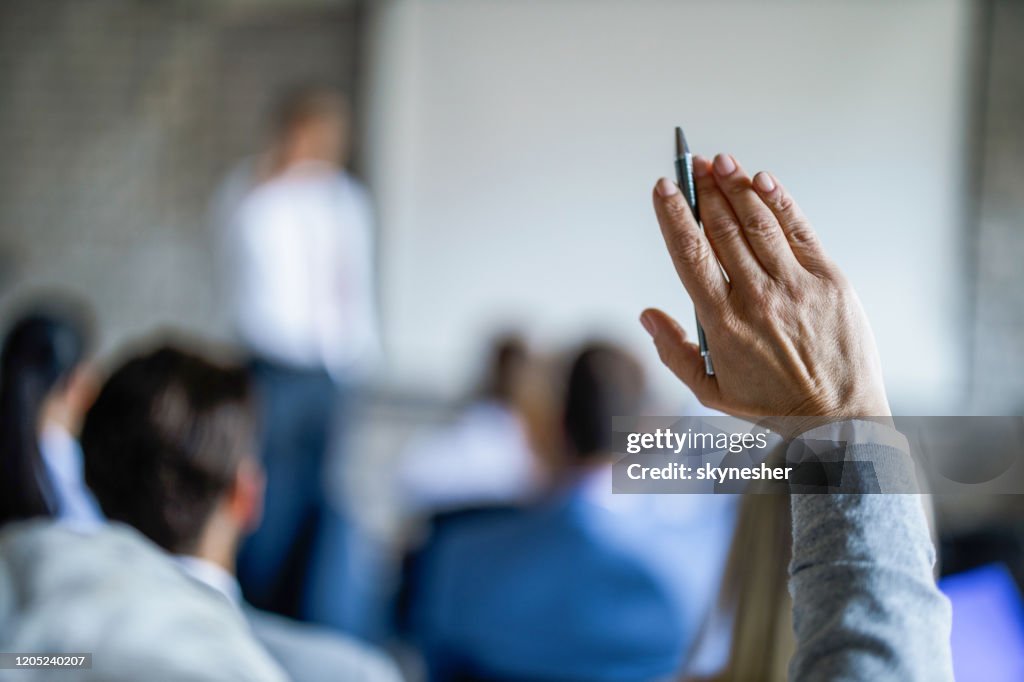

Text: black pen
xmin=674 ymin=127 xmax=715 ymax=376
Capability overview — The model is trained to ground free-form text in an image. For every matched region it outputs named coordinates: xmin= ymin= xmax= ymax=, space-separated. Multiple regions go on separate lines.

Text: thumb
xmin=640 ymin=308 xmax=720 ymax=409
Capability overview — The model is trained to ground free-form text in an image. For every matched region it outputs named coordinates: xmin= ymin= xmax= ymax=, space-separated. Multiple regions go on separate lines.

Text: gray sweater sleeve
xmin=788 ymin=443 xmax=954 ymax=681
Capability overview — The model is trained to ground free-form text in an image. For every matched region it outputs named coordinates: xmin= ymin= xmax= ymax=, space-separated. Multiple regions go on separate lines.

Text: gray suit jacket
xmin=245 ymin=607 xmax=403 ymax=682
xmin=0 ymin=522 xmax=287 ymax=682
xmin=172 ymin=553 xmax=403 ymax=682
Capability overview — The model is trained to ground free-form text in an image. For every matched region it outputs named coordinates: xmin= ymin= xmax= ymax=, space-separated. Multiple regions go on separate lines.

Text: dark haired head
xmin=0 ymin=306 xmax=92 ymax=524
xmin=81 ymin=345 xmax=256 ymax=554
xmin=562 ymin=343 xmax=645 ymax=462
xmin=480 ymin=334 xmax=529 ymax=404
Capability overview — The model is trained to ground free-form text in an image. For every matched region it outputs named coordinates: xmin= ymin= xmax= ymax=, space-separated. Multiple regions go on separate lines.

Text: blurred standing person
xmin=212 ymin=86 xmax=381 ymax=634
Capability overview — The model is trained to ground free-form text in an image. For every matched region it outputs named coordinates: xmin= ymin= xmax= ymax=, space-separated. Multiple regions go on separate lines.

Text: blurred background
xmin=1 ymin=0 xmax=1023 ymax=679
xmin=6 ymin=0 xmax=1024 ymax=413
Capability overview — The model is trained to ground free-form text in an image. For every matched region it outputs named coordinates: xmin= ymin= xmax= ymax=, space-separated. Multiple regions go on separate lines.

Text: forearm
xmin=643 ymin=149 xmax=955 ymax=680
xmin=788 ymin=445 xmax=953 ymax=680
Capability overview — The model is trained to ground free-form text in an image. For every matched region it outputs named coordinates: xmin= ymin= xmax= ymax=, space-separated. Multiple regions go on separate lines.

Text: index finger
xmin=652 ymin=177 xmax=730 ymax=310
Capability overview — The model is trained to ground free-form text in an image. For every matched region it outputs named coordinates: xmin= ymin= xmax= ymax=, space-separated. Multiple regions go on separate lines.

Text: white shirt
xmin=174 ymin=555 xmax=243 ymax=609
xmin=397 ymin=400 xmax=541 ymax=514
xmin=38 ymin=423 xmax=104 ymax=527
xmin=216 ymin=161 xmax=380 ymax=379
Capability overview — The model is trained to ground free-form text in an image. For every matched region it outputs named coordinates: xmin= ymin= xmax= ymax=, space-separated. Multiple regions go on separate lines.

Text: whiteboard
xmin=364 ymin=0 xmax=971 ymax=412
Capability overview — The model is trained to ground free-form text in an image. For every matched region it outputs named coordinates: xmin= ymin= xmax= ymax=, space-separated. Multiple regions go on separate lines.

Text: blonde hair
xmin=685 ymin=492 xmax=795 ymax=682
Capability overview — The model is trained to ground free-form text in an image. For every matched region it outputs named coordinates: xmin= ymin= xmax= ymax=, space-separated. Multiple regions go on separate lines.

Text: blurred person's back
xmin=404 ymin=343 xmax=733 ymax=682
xmin=79 ymin=344 xmax=401 ymax=682
xmin=0 ymin=314 xmax=284 ymax=681
xmin=0 ymin=521 xmax=288 ymax=682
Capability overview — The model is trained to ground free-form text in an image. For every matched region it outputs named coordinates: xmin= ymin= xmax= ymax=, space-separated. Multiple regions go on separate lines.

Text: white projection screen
xmin=364 ymin=0 xmax=972 ymax=412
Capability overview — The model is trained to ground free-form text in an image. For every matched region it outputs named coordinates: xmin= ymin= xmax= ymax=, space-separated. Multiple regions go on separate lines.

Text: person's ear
xmin=227 ymin=457 xmax=265 ymax=534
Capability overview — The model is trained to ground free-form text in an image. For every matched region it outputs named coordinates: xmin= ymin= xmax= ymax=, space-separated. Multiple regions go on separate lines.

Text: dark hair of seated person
xmin=562 ymin=342 xmax=644 ymax=463
xmin=0 ymin=306 xmax=92 ymax=524
xmin=476 ymin=334 xmax=528 ymax=405
xmin=81 ymin=345 xmax=255 ymax=554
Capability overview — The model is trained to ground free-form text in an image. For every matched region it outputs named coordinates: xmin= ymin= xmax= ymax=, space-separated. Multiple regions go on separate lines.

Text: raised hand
xmin=641 ymin=153 xmax=890 ymax=420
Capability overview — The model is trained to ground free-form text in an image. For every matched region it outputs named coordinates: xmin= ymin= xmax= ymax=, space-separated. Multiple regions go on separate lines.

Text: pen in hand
xmin=674 ymin=127 xmax=715 ymax=376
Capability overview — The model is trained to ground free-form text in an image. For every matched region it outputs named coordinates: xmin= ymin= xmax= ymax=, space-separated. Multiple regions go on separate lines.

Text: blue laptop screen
xmin=940 ymin=563 xmax=1024 ymax=682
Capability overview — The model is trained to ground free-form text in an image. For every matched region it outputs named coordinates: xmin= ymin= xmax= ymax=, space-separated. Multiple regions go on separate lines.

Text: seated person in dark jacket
xmin=406 ymin=342 xmax=733 ymax=682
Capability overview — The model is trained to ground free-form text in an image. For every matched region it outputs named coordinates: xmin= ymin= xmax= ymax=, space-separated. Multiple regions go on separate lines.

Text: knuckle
xmin=722 ymin=174 xmax=749 ymax=195
xmin=744 ymin=214 xmax=780 ymax=241
xmin=786 ymin=221 xmax=818 ymax=247
xmin=815 ymin=283 xmax=846 ymax=316
xmin=696 ymin=181 xmax=718 ymax=203
xmin=826 ymin=269 xmax=852 ymax=294
xmin=782 ymin=278 xmax=812 ymax=307
xmin=662 ymin=195 xmax=689 ymax=222
xmin=702 ymin=307 xmax=730 ymax=336
xmin=703 ymin=212 xmax=737 ymax=238
xmin=743 ymin=277 xmax=788 ymax=313
xmin=773 ymin=190 xmax=797 ymax=215
xmin=749 ymin=288 xmax=777 ymax=319
xmin=667 ymin=229 xmax=706 ymax=265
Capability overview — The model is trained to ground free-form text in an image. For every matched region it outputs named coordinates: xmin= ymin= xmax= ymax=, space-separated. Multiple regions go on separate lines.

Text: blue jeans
xmin=236 ymin=358 xmax=388 ymax=641
xmin=237 ymin=359 xmax=336 ymax=617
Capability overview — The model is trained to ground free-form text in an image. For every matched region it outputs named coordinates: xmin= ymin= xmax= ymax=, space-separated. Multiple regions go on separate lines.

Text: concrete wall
xmin=0 ymin=0 xmax=363 ymax=353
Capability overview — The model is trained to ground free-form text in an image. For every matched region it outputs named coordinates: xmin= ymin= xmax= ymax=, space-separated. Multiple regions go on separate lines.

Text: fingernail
xmin=656 ymin=177 xmax=680 ymax=197
xmin=754 ymin=172 xmax=776 ymax=192
xmin=640 ymin=312 xmax=658 ymax=337
xmin=693 ymin=155 xmax=710 ymax=178
xmin=714 ymin=153 xmax=736 ymax=176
